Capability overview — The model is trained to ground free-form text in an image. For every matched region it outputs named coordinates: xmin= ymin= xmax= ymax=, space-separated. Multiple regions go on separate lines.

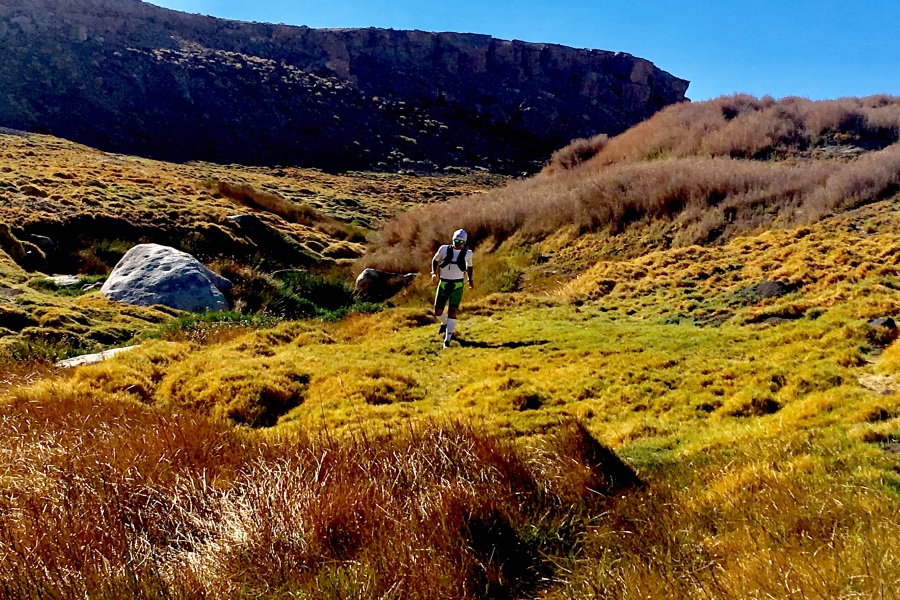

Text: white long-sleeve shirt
xmin=432 ymin=245 xmax=473 ymax=281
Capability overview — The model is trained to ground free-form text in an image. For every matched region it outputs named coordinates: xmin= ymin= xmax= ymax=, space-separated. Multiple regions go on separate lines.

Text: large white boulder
xmin=101 ymin=244 xmax=232 ymax=312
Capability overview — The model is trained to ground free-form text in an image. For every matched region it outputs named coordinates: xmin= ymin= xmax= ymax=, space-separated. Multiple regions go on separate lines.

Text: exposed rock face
xmin=0 ymin=0 xmax=689 ymax=174
xmin=101 ymin=243 xmax=232 ymax=312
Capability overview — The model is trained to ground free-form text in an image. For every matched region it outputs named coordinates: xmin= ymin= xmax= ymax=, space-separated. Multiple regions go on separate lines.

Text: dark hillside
xmin=0 ymin=0 xmax=689 ymax=174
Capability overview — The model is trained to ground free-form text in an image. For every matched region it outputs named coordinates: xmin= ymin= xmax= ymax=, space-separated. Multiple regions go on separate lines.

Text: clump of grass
xmin=0 ymin=222 xmax=45 ymax=271
xmin=346 ymin=367 xmax=425 ymax=405
xmin=143 ymin=309 xmax=280 ymax=345
xmin=205 ymin=179 xmax=320 ymax=224
xmin=0 ymin=385 xmax=639 ymax=598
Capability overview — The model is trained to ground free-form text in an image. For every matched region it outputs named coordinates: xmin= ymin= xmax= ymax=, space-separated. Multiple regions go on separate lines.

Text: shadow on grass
xmin=455 ymin=337 xmax=550 ymax=349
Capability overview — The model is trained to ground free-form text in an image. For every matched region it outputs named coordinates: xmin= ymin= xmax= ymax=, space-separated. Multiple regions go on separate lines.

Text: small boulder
xmin=354 ymin=268 xmax=417 ymax=302
xmin=226 ymin=213 xmax=267 ymax=234
xmin=868 ymin=317 xmax=896 ymax=330
xmin=26 ymin=234 xmax=55 ymax=253
xmin=55 ymin=346 xmax=136 ymax=369
xmin=101 ymin=243 xmax=232 ymax=312
xmin=754 ymin=280 xmax=792 ymax=299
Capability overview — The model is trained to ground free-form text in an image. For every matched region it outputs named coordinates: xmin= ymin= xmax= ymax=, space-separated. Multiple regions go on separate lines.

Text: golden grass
xmin=583 ymin=94 xmax=900 ymax=165
xmin=0 ymin=385 xmax=636 ymax=598
xmin=3 ymin=98 xmax=900 ymax=597
xmin=5 ymin=192 xmax=896 ymax=595
xmin=361 ymin=96 xmax=900 ymax=278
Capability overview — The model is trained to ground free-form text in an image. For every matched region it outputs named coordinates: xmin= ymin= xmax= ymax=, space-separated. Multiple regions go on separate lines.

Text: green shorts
xmin=434 ymin=279 xmax=465 ymax=310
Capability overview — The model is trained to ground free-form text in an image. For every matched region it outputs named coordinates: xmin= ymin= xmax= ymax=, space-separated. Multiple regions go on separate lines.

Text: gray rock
xmin=100 ymin=243 xmax=232 ymax=312
xmin=868 ymin=317 xmax=896 ymax=329
xmin=754 ymin=280 xmax=792 ymax=299
xmin=226 ymin=214 xmax=266 ymax=233
xmin=55 ymin=346 xmax=136 ymax=369
xmin=46 ymin=275 xmax=81 ymax=287
xmin=355 ymin=268 xmax=417 ymax=302
xmin=26 ymin=234 xmax=55 ymax=252
xmin=0 ymin=0 xmax=688 ymax=175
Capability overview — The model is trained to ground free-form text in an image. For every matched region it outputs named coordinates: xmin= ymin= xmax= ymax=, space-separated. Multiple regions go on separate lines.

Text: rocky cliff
xmin=0 ymin=0 xmax=689 ymax=173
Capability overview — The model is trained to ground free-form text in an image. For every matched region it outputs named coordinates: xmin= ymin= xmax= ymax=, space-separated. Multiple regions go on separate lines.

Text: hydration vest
xmin=439 ymin=245 xmax=468 ymax=271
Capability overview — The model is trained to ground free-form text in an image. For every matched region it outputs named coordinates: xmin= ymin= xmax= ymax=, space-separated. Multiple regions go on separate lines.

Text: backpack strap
xmin=440 ymin=246 xmax=468 ymax=271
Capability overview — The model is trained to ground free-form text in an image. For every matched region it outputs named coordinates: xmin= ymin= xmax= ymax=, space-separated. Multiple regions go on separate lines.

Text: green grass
xmin=5 ymin=276 xmax=899 ymax=596
xmin=27 ymin=274 xmax=107 ymax=296
xmin=3 ymin=119 xmax=900 ymax=597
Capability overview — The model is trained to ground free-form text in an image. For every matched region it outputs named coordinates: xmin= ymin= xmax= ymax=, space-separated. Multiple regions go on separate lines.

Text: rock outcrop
xmin=0 ymin=0 xmax=689 ymax=174
xmin=101 ymin=243 xmax=232 ymax=312
xmin=355 ymin=268 xmax=417 ymax=302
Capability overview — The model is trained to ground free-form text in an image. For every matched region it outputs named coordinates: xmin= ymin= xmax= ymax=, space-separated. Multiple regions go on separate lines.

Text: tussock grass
xmin=4 ymin=98 xmax=900 ymax=596
xmin=0 ymin=385 xmax=636 ymax=599
xmin=361 ymin=96 xmax=900 ymax=279
xmin=582 ymin=94 xmax=900 ymax=165
xmin=5 ymin=253 xmax=900 ymax=595
xmin=544 ymin=459 xmax=900 ymax=598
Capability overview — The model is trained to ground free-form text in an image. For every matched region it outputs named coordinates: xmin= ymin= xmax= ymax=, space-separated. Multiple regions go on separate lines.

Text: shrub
xmin=213 ymin=261 xmax=372 ymax=320
xmin=75 ymin=238 xmax=132 ymax=274
xmin=544 ymin=134 xmax=609 ymax=173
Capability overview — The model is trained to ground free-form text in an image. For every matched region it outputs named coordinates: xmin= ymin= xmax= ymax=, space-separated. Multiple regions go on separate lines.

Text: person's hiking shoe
xmin=442 ymin=341 xmax=450 ymax=349
xmin=438 ymin=323 xmax=446 ymax=335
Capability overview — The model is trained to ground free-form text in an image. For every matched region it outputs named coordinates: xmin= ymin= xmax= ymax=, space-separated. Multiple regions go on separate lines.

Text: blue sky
xmin=148 ymin=0 xmax=899 ymax=101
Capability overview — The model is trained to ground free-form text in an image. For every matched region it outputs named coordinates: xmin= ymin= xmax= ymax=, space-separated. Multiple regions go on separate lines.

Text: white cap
xmin=452 ymin=229 xmax=468 ymax=243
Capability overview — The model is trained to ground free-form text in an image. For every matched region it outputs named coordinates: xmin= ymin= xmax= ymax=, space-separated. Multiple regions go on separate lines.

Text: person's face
xmin=453 ymin=238 xmax=465 ymax=248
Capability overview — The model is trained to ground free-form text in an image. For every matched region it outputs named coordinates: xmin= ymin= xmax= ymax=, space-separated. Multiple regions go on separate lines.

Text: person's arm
xmin=431 ymin=247 xmax=442 ymax=283
xmin=466 ymin=250 xmax=474 ymax=288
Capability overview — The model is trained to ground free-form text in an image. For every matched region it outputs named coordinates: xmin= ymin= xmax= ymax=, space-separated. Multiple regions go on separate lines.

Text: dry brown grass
xmin=362 ymin=140 xmax=900 ymax=275
xmin=584 ymin=94 xmax=900 ymax=164
xmin=546 ymin=465 xmax=900 ymax=599
xmin=544 ymin=133 xmax=609 ymax=173
xmin=0 ymin=382 xmax=638 ymax=599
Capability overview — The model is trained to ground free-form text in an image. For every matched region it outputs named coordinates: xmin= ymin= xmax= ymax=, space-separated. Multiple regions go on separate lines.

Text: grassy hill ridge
xmin=360 ymin=94 xmax=900 ymax=286
xmin=0 ymin=129 xmax=504 ymax=358
xmin=1 ymin=95 xmax=900 ymax=597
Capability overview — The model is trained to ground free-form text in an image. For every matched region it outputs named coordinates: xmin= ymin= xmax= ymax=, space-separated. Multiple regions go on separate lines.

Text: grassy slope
xmin=2 ymin=96 xmax=900 ymax=596
xmin=0 ymin=130 xmax=504 ymax=357
xmin=33 ymin=194 xmax=900 ymax=596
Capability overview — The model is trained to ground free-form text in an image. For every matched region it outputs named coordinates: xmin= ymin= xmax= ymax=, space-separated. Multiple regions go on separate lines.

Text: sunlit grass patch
xmin=155 ymin=341 xmax=311 ymax=427
xmin=342 ymin=366 xmax=426 ymax=405
xmin=0 ymin=384 xmax=638 ymax=598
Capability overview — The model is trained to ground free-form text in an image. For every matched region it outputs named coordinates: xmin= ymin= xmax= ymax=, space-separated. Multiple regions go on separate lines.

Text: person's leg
xmin=434 ymin=281 xmax=450 ymax=333
xmin=444 ymin=316 xmax=456 ymax=345
xmin=443 ymin=284 xmax=464 ymax=346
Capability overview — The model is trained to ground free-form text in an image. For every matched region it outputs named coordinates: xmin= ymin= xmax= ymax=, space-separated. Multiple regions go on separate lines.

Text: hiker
xmin=431 ymin=228 xmax=474 ymax=348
